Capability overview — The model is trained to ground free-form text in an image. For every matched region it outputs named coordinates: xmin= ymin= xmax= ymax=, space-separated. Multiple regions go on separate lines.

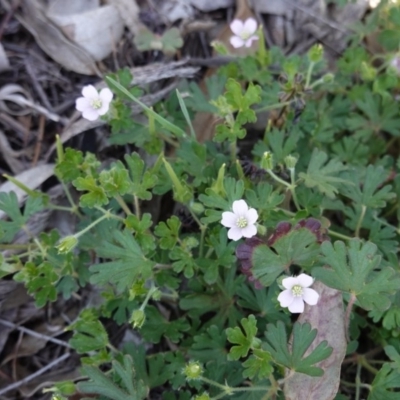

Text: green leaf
xmin=251 ymin=228 xmax=320 ymax=287
xmin=154 ymin=216 xmax=181 ymax=249
xmin=368 ymin=363 xmax=400 ymax=400
xmin=245 ymin=182 xmax=285 ymax=215
xmin=73 ymin=175 xmax=108 ymax=208
xmin=124 ymin=152 xmax=158 ymax=200
xmin=313 ymin=239 xmax=400 ymax=311
xmin=14 ymin=261 xmax=58 ymax=307
xmin=0 ymin=192 xmax=45 ymax=242
xmin=90 ymin=230 xmax=154 ymax=292
xmin=68 ymin=310 xmax=109 ymax=353
xmin=299 ymin=149 xmax=349 ymax=198
xmin=226 ymin=315 xmax=261 ymax=361
xmin=99 ymin=162 xmax=132 ymax=197
xmin=378 ymin=29 xmax=400 ymax=51
xmin=77 ymin=354 xmax=148 ymax=400
xmin=106 ymin=77 xmax=187 ymax=138
xmin=55 ymin=148 xmax=84 ymax=182
xmin=125 ymin=213 xmax=155 ymax=253
xmin=189 ymin=325 xmax=227 ymax=364
xmin=242 ymin=349 xmax=273 ymax=379
xmin=161 ymin=28 xmax=183 ymax=54
xmin=263 ymin=321 xmax=332 ymax=376
xmin=340 ymin=165 xmax=395 ymax=208
xmin=140 ymin=305 xmax=190 ymax=343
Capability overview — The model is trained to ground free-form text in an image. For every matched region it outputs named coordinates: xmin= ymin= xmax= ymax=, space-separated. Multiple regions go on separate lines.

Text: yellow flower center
xmin=91 ymin=98 xmax=103 ymax=110
xmin=292 ymin=284 xmax=303 ymax=297
xmin=236 ymin=216 xmax=248 ymax=228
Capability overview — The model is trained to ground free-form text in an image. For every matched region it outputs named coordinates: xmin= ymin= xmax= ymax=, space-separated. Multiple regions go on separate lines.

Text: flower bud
xmin=360 ymin=62 xmax=376 ymax=81
xmin=151 ymin=289 xmax=162 ymax=301
xmin=56 ymin=236 xmax=78 ymax=254
xmin=211 ymin=40 xmax=229 ymax=55
xmin=260 ymin=151 xmax=274 ymax=170
xmin=130 ymin=309 xmax=146 ymax=328
xmin=256 ymin=224 xmax=267 ymax=236
xmin=284 ymin=155 xmax=298 ymax=170
xmin=190 ymin=202 xmax=204 ymax=215
xmin=183 ymin=361 xmax=203 ymax=381
xmin=194 ymin=394 xmax=211 ymax=400
xmin=322 ymin=73 xmax=335 ymax=83
xmin=308 ymin=44 xmax=323 ymax=63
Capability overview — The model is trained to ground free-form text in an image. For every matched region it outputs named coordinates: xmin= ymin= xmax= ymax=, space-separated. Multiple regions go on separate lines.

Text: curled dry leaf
xmin=14 ymin=0 xmax=100 ymax=75
xmin=0 ymin=84 xmax=60 ymax=121
xmin=48 ymin=4 xmax=124 ymax=61
xmin=284 ymin=281 xmax=347 ymax=400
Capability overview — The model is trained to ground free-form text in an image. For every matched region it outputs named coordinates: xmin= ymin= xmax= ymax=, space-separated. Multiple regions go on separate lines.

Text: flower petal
xmin=230 ymin=36 xmax=245 ymax=48
xmin=241 ymin=224 xmax=257 ymax=238
xmin=232 ymin=199 xmax=248 ymax=215
xmin=228 ymin=226 xmax=243 ymax=241
xmin=302 ymin=288 xmax=319 ymax=306
xmin=75 ymin=97 xmax=90 ymax=112
xmin=246 ymin=208 xmax=258 ymax=224
xmin=245 ymin=36 xmax=259 ymax=47
xmin=82 ymin=109 xmax=99 ymax=121
xmin=288 ymin=297 xmax=305 ymax=313
xmin=97 ymin=101 xmax=110 ymax=116
xmin=99 ymin=88 xmax=113 ymax=104
xmin=282 ymin=276 xmax=298 ymax=290
xmin=82 ymin=85 xmax=98 ymax=99
xmin=230 ymin=19 xmax=244 ymax=35
xmin=221 ymin=211 xmax=237 ymax=228
xmin=277 ymin=290 xmax=294 ymax=307
xmin=297 ymin=273 xmax=314 ymax=288
xmin=243 ymin=18 xmax=257 ymax=34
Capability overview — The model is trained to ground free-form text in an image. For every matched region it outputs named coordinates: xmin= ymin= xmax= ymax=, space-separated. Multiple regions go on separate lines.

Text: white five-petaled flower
xmin=75 ymin=85 xmax=113 ymax=121
xmin=278 ymin=274 xmax=319 ymax=313
xmin=229 ymin=18 xmax=259 ymax=49
xmin=221 ymin=199 xmax=258 ymax=241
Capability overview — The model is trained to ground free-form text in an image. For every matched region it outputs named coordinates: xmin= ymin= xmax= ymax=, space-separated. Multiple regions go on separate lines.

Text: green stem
xmin=230 ymin=140 xmax=237 ymax=163
xmin=158 ymin=132 xmax=179 ymax=148
xmin=188 ymin=206 xmax=207 ymax=258
xmin=266 ymin=169 xmax=291 ymax=189
xmin=355 ymin=205 xmax=367 ymax=237
xmin=199 ymin=376 xmax=270 ymax=396
xmin=115 ymin=195 xmax=132 ymax=216
xmin=305 ymin=61 xmax=315 ymax=89
xmin=255 ymin=100 xmax=294 ymax=114
xmin=355 ymin=362 xmax=362 ymax=400
xmin=61 ymin=181 xmax=82 ymax=217
xmin=344 ymin=292 xmax=357 ymax=342
xmin=139 ymin=284 xmax=158 ymax=311
xmin=328 ymin=230 xmax=353 ymax=241
xmin=289 ymin=168 xmax=300 ymax=210
xmin=75 ymin=212 xmax=110 ymax=239
xmin=358 ymin=355 xmax=379 ymax=375
xmin=133 ymin=195 xmax=141 ymax=219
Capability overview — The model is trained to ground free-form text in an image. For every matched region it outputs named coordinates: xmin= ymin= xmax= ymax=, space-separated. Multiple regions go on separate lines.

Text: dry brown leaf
xmin=14 ymin=0 xmax=100 ymax=75
xmin=190 ymin=0 xmax=234 ymax=12
xmin=284 ymin=281 xmax=347 ymax=400
xmin=108 ymin=0 xmax=142 ymax=36
xmin=48 ymin=4 xmax=124 ymax=61
xmin=0 ymin=43 xmax=10 ymax=72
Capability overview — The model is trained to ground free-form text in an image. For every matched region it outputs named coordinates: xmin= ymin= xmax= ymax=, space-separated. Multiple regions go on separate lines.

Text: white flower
xmin=229 ymin=18 xmax=259 ymax=49
xmin=75 ymin=85 xmax=113 ymax=121
xmin=278 ymin=274 xmax=319 ymax=313
xmin=221 ymin=199 xmax=258 ymax=241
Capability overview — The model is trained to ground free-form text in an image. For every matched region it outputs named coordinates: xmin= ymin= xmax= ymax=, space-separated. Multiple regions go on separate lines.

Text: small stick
xmin=0 ymin=352 xmax=70 ymax=396
xmin=0 ymin=318 xmax=72 ymax=349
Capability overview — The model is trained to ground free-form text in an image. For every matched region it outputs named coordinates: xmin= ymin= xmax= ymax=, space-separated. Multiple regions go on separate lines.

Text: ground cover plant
xmin=2 ymin=1 xmax=400 ymax=399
